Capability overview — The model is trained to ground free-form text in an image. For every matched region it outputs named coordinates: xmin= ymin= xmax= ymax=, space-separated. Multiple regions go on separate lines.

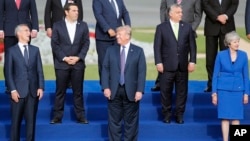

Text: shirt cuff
xmin=11 ymin=90 xmax=17 ymax=93
xmin=223 ymin=14 xmax=228 ymax=20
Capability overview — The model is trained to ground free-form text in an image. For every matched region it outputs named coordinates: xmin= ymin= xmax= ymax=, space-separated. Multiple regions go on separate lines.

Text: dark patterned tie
xmin=120 ymin=46 xmax=125 ymax=85
xmin=110 ymin=0 xmax=117 ymax=17
xmin=23 ymin=45 xmax=29 ymax=65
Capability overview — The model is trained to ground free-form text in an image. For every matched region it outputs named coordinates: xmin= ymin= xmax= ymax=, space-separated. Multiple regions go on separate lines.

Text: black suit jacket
xmin=202 ymin=0 xmax=239 ymax=36
xmin=5 ymin=44 xmax=44 ymax=98
xmin=51 ymin=20 xmax=90 ymax=70
xmin=101 ymin=44 xmax=146 ymax=101
xmin=44 ymin=0 xmax=83 ymax=30
xmin=154 ymin=20 xmax=196 ymax=71
xmin=0 ymin=0 xmax=39 ymax=36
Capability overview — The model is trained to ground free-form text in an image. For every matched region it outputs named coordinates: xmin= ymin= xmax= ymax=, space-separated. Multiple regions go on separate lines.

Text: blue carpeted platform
xmin=0 ymin=80 xmax=250 ymax=141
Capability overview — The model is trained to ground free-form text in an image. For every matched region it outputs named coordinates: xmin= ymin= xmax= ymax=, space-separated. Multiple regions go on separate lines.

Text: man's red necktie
xmin=16 ymin=0 xmax=21 ymax=9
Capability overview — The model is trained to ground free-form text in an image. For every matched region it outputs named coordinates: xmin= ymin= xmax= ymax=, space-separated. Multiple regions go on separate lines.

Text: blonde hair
xmin=116 ymin=25 xmax=132 ymax=38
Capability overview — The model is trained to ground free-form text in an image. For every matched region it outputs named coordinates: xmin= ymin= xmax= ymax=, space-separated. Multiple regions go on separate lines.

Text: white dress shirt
xmin=65 ymin=19 xmax=77 ymax=44
xmin=61 ymin=0 xmax=66 ymax=7
xmin=120 ymin=42 xmax=131 ymax=64
xmin=18 ymin=42 xmax=29 ymax=58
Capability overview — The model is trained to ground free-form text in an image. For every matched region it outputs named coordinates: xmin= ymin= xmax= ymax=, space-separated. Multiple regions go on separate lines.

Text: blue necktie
xmin=120 ymin=46 xmax=125 ymax=85
xmin=23 ymin=45 xmax=29 ymax=65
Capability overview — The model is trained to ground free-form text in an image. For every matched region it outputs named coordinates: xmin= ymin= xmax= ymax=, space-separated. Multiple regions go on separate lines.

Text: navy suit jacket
xmin=5 ymin=44 xmax=44 ymax=98
xmin=92 ymin=0 xmax=131 ymax=41
xmin=51 ymin=20 xmax=90 ymax=70
xmin=154 ymin=20 xmax=196 ymax=71
xmin=202 ymin=0 xmax=238 ymax=36
xmin=245 ymin=0 xmax=250 ymax=35
xmin=44 ymin=0 xmax=83 ymax=30
xmin=212 ymin=49 xmax=249 ymax=94
xmin=0 ymin=0 xmax=39 ymax=36
xmin=101 ymin=44 xmax=146 ymax=101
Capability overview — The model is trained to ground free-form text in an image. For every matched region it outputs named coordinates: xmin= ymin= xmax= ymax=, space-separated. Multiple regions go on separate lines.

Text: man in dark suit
xmin=0 ymin=0 xmax=38 ymax=50
xmin=245 ymin=0 xmax=250 ymax=39
xmin=92 ymin=0 xmax=131 ymax=84
xmin=102 ymin=25 xmax=146 ymax=141
xmin=154 ymin=4 xmax=196 ymax=124
xmin=50 ymin=3 xmax=89 ymax=124
xmin=151 ymin=0 xmax=202 ymax=91
xmin=44 ymin=0 xmax=83 ymax=38
xmin=202 ymin=0 xmax=239 ymax=92
xmin=0 ymin=0 xmax=39 ymax=93
xmin=4 ymin=24 xmax=44 ymax=141
xmin=44 ymin=0 xmax=83 ymax=88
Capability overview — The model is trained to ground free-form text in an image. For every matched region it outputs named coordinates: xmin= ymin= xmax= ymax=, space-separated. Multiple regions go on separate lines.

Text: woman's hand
xmin=211 ymin=93 xmax=217 ymax=106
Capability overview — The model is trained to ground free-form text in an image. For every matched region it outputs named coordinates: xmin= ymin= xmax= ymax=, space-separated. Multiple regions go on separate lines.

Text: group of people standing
xmin=0 ymin=0 xmax=145 ymax=141
xmin=154 ymin=1 xmax=249 ymax=141
xmin=0 ymin=0 xmax=249 ymax=141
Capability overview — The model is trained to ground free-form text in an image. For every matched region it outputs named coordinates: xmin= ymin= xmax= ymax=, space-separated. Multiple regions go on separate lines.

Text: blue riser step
xmin=0 ymin=80 xmax=248 ymax=141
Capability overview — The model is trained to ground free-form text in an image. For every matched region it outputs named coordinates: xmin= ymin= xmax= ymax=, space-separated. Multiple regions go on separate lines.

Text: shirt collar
xmin=121 ymin=42 xmax=131 ymax=49
xmin=170 ymin=19 xmax=179 ymax=25
xmin=65 ymin=18 xmax=77 ymax=25
xmin=18 ymin=42 xmax=28 ymax=48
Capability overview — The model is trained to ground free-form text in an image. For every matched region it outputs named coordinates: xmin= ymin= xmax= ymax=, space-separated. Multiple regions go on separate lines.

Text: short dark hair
xmin=64 ymin=3 xmax=78 ymax=11
xmin=64 ymin=3 xmax=78 ymax=17
xmin=168 ymin=4 xmax=182 ymax=16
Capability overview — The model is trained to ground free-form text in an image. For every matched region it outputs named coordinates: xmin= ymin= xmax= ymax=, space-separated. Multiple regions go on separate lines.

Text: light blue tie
xmin=120 ymin=46 xmax=125 ymax=85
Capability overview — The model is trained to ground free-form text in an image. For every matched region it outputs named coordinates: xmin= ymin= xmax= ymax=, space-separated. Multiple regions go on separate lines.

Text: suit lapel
xmin=106 ymin=0 xmax=117 ymax=16
xmin=114 ymin=46 xmax=120 ymax=71
xmin=13 ymin=0 xmax=18 ymax=10
xmin=62 ymin=21 xmax=72 ymax=44
xmin=166 ymin=21 xmax=177 ymax=41
xmin=72 ymin=22 xmax=80 ymax=44
xmin=124 ymin=45 xmax=134 ymax=72
xmin=178 ymin=21 xmax=185 ymax=41
xmin=15 ymin=45 xmax=27 ymax=66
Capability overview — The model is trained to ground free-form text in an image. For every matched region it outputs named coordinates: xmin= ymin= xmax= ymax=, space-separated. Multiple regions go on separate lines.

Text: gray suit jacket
xmin=160 ymin=0 xmax=202 ymax=31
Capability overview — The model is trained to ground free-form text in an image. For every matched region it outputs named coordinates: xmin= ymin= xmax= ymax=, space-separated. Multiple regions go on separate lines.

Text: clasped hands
xmin=217 ymin=14 xmax=228 ymax=25
xmin=63 ymin=56 xmax=80 ymax=65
